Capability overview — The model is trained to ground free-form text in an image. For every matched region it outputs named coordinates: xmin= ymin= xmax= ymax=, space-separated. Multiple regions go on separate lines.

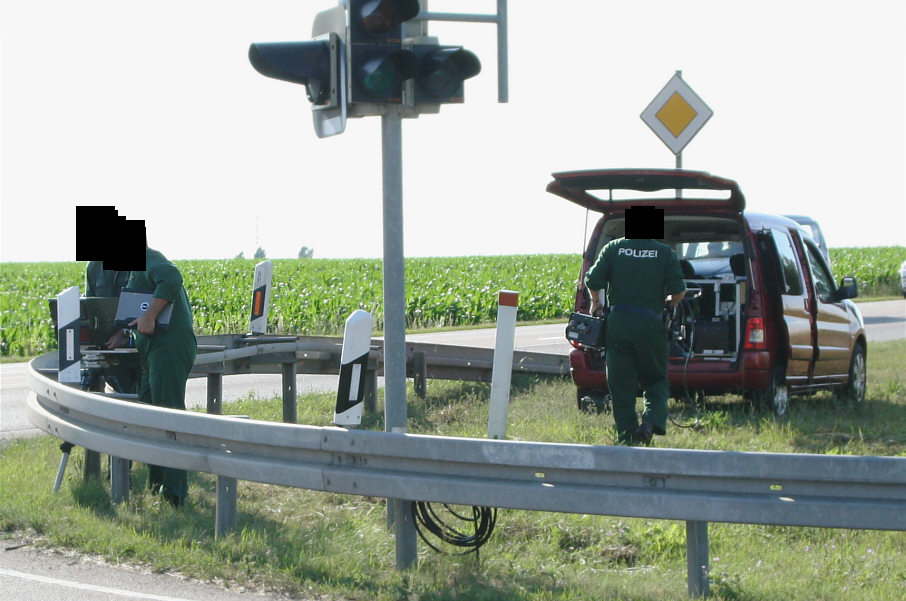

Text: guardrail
xmin=25 ymin=351 xmax=906 ymax=598
xmin=188 ymin=333 xmax=569 ymax=419
xmin=191 ymin=333 xmax=569 ymax=379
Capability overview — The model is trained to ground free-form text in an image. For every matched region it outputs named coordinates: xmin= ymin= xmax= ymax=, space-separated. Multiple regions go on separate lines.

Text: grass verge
xmin=2 ymin=339 xmax=904 ymax=600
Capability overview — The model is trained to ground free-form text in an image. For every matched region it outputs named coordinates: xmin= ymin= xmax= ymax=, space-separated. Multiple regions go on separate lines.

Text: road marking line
xmin=0 ymin=567 xmax=198 ymax=601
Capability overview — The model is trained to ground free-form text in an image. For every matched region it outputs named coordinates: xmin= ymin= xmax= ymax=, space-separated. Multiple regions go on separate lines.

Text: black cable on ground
xmin=667 ymin=299 xmax=702 ymax=429
xmin=412 ymin=502 xmax=497 ymax=557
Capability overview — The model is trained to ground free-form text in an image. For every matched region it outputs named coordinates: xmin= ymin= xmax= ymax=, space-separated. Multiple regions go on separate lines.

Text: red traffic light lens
xmin=358 ymin=0 xmax=420 ymax=35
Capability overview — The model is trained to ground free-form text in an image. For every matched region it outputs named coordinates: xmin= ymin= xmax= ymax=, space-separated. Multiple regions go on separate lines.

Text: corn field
xmin=828 ymin=247 xmax=906 ymax=297
xmin=3 ymin=248 xmax=901 ymax=359
xmin=0 ymin=255 xmax=583 ymax=358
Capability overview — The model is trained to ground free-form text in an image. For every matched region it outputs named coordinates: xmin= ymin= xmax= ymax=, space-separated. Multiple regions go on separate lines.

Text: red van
xmin=547 ymin=169 xmax=866 ymax=416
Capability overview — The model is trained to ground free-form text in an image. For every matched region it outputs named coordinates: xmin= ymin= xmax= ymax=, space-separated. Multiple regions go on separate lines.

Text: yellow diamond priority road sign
xmin=641 ymin=73 xmax=713 ymax=155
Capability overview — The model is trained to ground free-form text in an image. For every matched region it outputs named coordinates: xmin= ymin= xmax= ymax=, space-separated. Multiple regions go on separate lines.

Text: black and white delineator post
xmin=53 ymin=286 xmax=81 ymax=493
xmin=56 ymin=286 xmax=81 ymax=383
xmin=249 ymin=260 xmax=274 ymax=335
xmin=487 ymin=290 xmax=518 ymax=440
xmin=334 ymin=309 xmax=373 ymax=426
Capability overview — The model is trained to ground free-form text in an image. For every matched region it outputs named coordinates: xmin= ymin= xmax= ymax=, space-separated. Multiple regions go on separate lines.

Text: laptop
xmin=115 ymin=289 xmax=173 ymax=331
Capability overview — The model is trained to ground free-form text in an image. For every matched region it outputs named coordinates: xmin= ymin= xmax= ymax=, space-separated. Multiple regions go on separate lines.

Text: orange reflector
xmin=252 ymin=290 xmax=264 ymax=318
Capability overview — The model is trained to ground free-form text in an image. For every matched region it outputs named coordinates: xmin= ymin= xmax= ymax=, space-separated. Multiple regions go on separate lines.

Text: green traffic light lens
xmin=363 ymin=65 xmax=395 ymax=95
xmin=422 ymin=70 xmax=456 ymax=97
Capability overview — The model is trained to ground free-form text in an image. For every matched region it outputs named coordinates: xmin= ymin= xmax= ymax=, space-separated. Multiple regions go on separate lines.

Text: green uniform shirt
xmin=585 ymin=238 xmax=686 ymax=314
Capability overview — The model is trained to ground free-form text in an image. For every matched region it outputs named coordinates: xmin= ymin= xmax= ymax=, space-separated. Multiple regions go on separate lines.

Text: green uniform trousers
xmin=137 ymin=330 xmax=196 ymax=500
xmin=605 ymin=312 xmax=669 ymax=445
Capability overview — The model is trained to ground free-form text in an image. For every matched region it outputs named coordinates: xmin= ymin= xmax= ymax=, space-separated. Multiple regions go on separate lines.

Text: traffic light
xmin=411 ymin=44 xmax=481 ymax=104
xmin=348 ymin=0 xmax=421 ymax=103
xmin=249 ymin=5 xmax=347 ymax=138
xmin=249 ymin=35 xmax=341 ymax=109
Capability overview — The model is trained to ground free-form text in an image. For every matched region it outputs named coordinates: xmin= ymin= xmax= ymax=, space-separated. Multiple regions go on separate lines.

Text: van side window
xmin=771 ymin=229 xmax=804 ymax=295
xmin=804 ymin=242 xmax=835 ymax=303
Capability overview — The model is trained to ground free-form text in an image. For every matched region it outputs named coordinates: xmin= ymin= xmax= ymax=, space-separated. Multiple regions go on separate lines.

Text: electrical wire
xmin=666 ymin=298 xmax=703 ymax=429
xmin=412 ymin=501 xmax=497 ymax=557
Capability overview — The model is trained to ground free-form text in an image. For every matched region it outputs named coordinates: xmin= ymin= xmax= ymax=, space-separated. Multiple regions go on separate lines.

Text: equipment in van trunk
xmin=547 ymin=169 xmax=866 ymax=417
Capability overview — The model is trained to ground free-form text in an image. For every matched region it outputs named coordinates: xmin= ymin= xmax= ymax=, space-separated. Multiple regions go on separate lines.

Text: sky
xmin=2 ymin=0 xmax=904 ymax=263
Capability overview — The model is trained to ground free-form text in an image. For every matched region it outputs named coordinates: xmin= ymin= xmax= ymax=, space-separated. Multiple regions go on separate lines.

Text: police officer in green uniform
xmin=585 ymin=207 xmax=686 ymax=446
xmin=108 ymin=247 xmax=196 ymax=506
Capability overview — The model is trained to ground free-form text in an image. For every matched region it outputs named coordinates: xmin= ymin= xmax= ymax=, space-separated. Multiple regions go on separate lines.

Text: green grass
xmin=2 ymin=339 xmax=905 ymax=600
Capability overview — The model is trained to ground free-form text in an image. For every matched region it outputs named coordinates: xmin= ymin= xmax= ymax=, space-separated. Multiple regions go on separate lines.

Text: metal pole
xmin=381 ymin=108 xmax=417 ymax=569
xmin=282 ymin=361 xmax=297 ymax=423
xmin=686 ymin=520 xmax=711 ymax=597
xmin=497 ymin=0 xmax=508 ymax=103
xmin=207 ymin=372 xmax=223 ymax=415
xmin=216 ymin=475 xmax=238 ymax=538
xmin=675 ymin=69 xmax=683 ymax=198
xmin=110 ymin=457 xmax=130 ymax=504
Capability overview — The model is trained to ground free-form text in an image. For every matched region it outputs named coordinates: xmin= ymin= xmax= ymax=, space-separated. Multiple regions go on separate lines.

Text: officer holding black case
xmin=585 ymin=207 xmax=686 ymax=445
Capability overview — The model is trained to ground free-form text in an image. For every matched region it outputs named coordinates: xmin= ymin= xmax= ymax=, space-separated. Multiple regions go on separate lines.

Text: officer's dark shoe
xmin=635 ymin=422 xmax=654 ymax=446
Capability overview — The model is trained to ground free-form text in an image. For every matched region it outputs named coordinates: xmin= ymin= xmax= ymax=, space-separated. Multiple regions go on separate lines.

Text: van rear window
xmin=772 ymin=229 xmax=804 ymax=296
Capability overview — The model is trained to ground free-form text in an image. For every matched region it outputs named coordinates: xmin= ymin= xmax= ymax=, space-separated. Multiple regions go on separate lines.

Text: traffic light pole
xmin=381 ymin=108 xmax=418 ymax=569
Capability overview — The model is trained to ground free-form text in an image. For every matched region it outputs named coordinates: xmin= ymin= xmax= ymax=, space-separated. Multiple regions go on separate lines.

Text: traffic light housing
xmin=249 ymin=35 xmax=341 ymax=109
xmin=411 ymin=44 xmax=481 ymax=104
xmin=348 ymin=0 xmax=420 ymax=103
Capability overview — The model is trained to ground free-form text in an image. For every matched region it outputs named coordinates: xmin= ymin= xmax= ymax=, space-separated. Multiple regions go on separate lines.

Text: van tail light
xmin=744 ymin=317 xmax=766 ymax=350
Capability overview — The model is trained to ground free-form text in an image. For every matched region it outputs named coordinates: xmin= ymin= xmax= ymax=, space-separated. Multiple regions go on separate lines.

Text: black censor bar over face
xmin=624 ymin=206 xmax=665 ymax=240
xmin=75 ymin=206 xmax=147 ymax=271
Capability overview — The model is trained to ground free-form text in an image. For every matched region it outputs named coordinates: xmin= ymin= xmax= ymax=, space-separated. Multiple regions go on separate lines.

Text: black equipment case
xmin=565 ymin=312 xmax=607 ymax=349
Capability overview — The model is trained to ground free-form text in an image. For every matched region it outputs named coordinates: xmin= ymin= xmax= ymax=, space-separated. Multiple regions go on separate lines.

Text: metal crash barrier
xmin=26 ymin=351 xmax=906 ymax=598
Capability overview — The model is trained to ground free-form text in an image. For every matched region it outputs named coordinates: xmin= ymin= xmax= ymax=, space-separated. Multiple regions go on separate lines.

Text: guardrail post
xmin=215 ymin=415 xmax=248 ymax=537
xmin=364 ymin=367 xmax=377 ymax=414
xmin=84 ymin=449 xmax=102 ymax=481
xmin=282 ymin=361 xmax=297 ymax=423
xmin=686 ymin=520 xmax=711 ymax=597
xmin=110 ymin=456 xmax=130 ymax=504
xmin=207 ymin=372 xmax=223 ymax=415
xmin=412 ymin=351 xmax=427 ymax=399
xmin=216 ymin=474 xmax=239 ymax=538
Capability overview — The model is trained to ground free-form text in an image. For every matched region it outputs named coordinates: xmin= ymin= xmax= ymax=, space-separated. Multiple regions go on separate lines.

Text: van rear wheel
xmin=756 ymin=367 xmax=789 ymax=416
xmin=577 ymin=388 xmax=611 ymax=413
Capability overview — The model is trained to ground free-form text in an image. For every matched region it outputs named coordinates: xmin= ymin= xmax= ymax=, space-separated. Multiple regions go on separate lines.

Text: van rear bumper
xmin=569 ymin=349 xmax=773 ymax=394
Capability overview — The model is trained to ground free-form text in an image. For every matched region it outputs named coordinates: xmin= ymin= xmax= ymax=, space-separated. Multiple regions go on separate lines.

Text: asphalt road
xmin=2 ymin=304 xmax=904 ymax=442
xmin=0 ymin=323 xmax=572 ymax=442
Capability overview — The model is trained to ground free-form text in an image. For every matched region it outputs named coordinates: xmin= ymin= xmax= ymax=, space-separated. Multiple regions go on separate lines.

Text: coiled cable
xmin=412 ymin=501 xmax=497 ymax=556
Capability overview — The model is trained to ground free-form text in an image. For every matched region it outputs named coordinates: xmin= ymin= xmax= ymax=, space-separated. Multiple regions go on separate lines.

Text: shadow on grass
xmin=665 ymin=387 xmax=906 ymax=454
xmin=71 ymin=477 xmax=116 ymax=518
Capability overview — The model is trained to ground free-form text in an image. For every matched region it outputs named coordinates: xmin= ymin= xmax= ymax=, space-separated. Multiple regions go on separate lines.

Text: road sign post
xmin=381 ymin=107 xmax=418 ymax=568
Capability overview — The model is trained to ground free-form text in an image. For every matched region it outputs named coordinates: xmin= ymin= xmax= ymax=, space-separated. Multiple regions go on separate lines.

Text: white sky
xmin=2 ymin=0 xmax=904 ymax=263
